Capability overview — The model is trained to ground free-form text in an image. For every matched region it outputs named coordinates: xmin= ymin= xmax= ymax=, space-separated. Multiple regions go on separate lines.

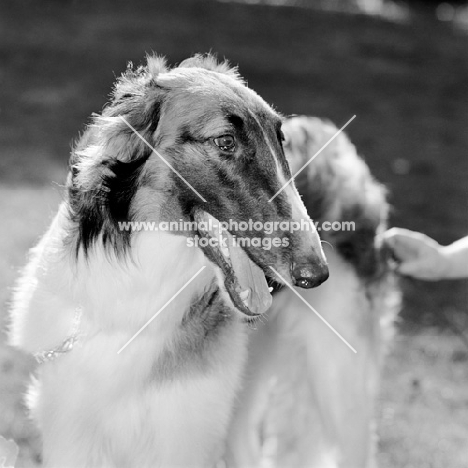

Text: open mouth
xmin=193 ymin=208 xmax=273 ymax=317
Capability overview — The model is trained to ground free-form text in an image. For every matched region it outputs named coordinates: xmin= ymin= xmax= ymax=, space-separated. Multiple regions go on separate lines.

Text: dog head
xmin=68 ymin=54 xmax=328 ymax=316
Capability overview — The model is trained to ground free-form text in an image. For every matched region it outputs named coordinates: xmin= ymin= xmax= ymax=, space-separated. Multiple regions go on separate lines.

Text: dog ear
xmin=146 ymin=54 xmax=169 ymax=79
xmin=68 ymin=148 xmax=150 ymax=256
xmin=108 ymin=57 xmax=168 ymax=136
xmin=68 ymin=60 xmax=168 ymax=257
xmin=178 ymin=53 xmax=242 ymax=81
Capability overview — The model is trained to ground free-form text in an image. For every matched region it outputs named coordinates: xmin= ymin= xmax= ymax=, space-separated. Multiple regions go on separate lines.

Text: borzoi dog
xmin=9 ymin=56 xmax=328 ymax=467
xmin=226 ymin=117 xmax=399 ymax=468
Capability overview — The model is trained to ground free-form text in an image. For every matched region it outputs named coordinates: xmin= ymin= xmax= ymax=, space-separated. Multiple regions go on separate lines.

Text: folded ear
xmin=178 ymin=53 xmax=243 ymax=81
xmin=67 ymin=59 xmax=168 ymax=257
xmin=68 ymin=146 xmax=150 ymax=256
xmin=107 ymin=57 xmax=168 ymax=136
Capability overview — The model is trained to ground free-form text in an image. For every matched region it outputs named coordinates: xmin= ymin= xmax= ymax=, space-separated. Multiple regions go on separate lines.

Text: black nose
xmin=292 ymin=263 xmax=329 ymax=289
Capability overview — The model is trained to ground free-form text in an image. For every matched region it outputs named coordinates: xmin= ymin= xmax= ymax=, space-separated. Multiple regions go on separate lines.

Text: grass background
xmin=0 ymin=0 xmax=467 ymax=466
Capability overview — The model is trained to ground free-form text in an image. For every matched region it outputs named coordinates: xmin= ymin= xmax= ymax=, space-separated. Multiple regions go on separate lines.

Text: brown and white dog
xmin=9 ymin=56 xmax=329 ymax=467
xmin=226 ymin=117 xmax=399 ymax=468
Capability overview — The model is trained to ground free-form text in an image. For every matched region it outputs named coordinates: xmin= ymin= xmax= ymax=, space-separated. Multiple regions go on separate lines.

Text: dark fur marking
xmin=177 ymin=125 xmax=201 ymax=145
xmin=147 ymin=100 xmax=162 ymax=134
xmin=148 ymin=284 xmax=234 ymax=383
xmin=294 ymin=170 xmax=330 ymax=222
xmin=103 ymin=155 xmax=150 ymax=223
xmin=330 ymin=204 xmax=383 ymax=279
xmin=227 ymin=114 xmax=244 ymax=132
xmin=68 ymin=152 xmax=150 ymax=256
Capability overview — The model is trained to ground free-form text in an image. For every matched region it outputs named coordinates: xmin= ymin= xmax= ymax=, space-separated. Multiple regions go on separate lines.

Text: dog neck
xmin=73 ymin=229 xmax=222 ymax=339
xmin=13 ymin=204 xmax=229 ymax=357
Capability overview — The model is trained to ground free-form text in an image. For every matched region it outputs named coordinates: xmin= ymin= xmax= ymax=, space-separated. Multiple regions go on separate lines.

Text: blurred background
xmin=0 ymin=0 xmax=467 ymax=466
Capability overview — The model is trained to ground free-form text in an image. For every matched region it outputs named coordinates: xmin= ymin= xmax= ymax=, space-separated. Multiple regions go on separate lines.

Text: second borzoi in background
xmin=227 ymin=117 xmax=399 ymax=468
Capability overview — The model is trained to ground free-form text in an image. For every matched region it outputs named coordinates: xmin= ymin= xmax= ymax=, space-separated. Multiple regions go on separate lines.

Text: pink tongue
xmin=224 ymin=230 xmax=272 ymax=315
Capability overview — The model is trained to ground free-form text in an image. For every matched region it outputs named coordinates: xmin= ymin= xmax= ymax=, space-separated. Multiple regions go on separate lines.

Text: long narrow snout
xmin=286 ymin=185 xmax=329 ymax=289
xmin=291 ymin=224 xmax=329 ymax=288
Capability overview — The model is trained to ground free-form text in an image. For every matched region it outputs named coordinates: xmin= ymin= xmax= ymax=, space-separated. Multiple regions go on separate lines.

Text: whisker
xmin=320 ymin=240 xmax=335 ymax=250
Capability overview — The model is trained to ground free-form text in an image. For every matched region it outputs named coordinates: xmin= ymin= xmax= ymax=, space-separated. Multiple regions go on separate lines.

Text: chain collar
xmin=34 ymin=307 xmax=83 ymax=365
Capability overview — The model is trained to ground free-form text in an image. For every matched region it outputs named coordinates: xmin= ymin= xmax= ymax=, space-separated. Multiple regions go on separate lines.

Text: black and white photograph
xmin=0 ymin=0 xmax=467 ymax=467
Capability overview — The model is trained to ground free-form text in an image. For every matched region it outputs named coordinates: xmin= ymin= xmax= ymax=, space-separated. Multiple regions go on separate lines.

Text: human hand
xmin=382 ymin=228 xmax=449 ymax=280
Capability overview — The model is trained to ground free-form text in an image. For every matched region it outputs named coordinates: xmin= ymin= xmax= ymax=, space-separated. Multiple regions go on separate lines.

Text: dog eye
xmin=214 ymin=135 xmax=236 ymax=152
xmin=277 ymin=130 xmax=285 ymax=143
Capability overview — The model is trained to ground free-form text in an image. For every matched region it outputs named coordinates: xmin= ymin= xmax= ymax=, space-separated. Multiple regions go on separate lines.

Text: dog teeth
xmin=268 ymin=287 xmax=273 ymax=293
xmin=240 ymin=289 xmax=250 ymax=307
xmin=220 ymin=243 xmax=230 ymax=258
xmin=239 ymin=289 xmax=250 ymax=300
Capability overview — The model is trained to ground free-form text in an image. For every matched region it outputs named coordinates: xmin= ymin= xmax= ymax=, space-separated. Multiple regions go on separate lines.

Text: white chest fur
xmin=12 ymin=209 xmax=248 ymax=467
